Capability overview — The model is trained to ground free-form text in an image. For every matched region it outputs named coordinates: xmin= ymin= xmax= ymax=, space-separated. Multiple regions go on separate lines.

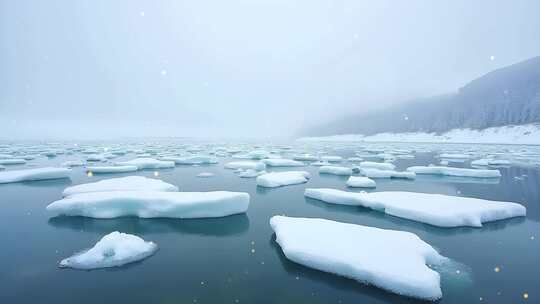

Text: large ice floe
xmin=358 ymin=168 xmax=416 ymax=179
xmin=0 ymin=158 xmax=26 ymax=165
xmin=256 ymin=171 xmax=310 ymax=188
xmin=86 ymin=165 xmax=138 ymax=174
xmin=225 ymin=161 xmax=266 ymax=171
xmin=261 ymin=159 xmax=304 ymax=167
xmin=358 ymin=161 xmax=396 ymax=171
xmin=0 ymin=167 xmax=71 ymax=184
xmin=304 ymin=188 xmax=526 ymax=227
xmin=115 ymin=158 xmax=175 ymax=170
xmin=346 ymin=176 xmax=376 ymax=188
xmin=406 ymin=166 xmax=501 ymax=178
xmin=318 ymin=166 xmax=352 ymax=176
xmin=47 ymin=191 xmax=250 ymax=218
xmin=162 ymin=155 xmax=218 ymax=165
xmin=62 ymin=176 xmax=179 ymax=197
xmin=59 ymin=231 xmax=157 ymax=269
xmin=270 ymin=216 xmax=447 ymax=300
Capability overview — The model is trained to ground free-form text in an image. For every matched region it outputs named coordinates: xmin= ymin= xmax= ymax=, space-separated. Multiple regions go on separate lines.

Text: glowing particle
xmin=87 ymin=171 xmax=93 ymax=177
xmin=456 ymin=270 xmax=461 ymax=274
xmin=200 ymin=281 xmax=205 ymax=285
xmin=154 ymin=171 xmax=159 ymax=177
xmin=161 ymin=70 xmax=167 ymax=76
xmin=490 ymin=55 xmax=495 ymax=61
xmin=250 ymin=248 xmax=255 ymax=254
xmin=479 ymin=297 xmax=483 ymax=301
xmin=523 ymin=293 xmax=529 ymax=299
xmin=140 ymin=11 xmax=145 ymax=17
xmin=494 ymin=266 xmax=500 ymax=273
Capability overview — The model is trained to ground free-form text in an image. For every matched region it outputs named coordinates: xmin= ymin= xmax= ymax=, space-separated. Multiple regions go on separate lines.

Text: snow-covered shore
xmin=298 ymin=124 xmax=540 ymax=145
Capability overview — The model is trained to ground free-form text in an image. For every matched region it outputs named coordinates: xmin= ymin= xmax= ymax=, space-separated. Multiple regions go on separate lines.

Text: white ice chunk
xmin=358 ymin=161 xmax=395 ymax=171
xmin=293 ymin=154 xmax=319 ymax=161
xmin=238 ymin=169 xmax=267 ymax=178
xmin=0 ymin=167 xmax=71 ymax=184
xmin=196 ymin=172 xmax=214 ymax=178
xmin=346 ymin=176 xmax=376 ymax=188
xmin=48 ymin=190 xmax=249 ymax=218
xmin=62 ymin=160 xmax=85 ymax=167
xmin=359 ymin=168 xmax=416 ymax=179
xmin=59 ymin=231 xmax=157 ymax=269
xmin=62 ymin=176 xmax=178 ymax=197
xmin=256 ymin=171 xmax=310 ymax=188
xmin=319 ymin=166 xmax=352 ymax=176
xmin=261 ymin=159 xmax=304 ymax=167
xmin=270 ymin=216 xmax=447 ymax=300
xmin=116 ymin=158 xmax=175 ymax=170
xmin=0 ymin=159 xmax=26 ymax=165
xmin=163 ymin=155 xmax=218 ymax=165
xmin=407 ymin=166 xmax=501 ymax=178
xmin=305 ymin=188 xmax=526 ymax=227
xmin=86 ymin=166 xmax=138 ymax=174
xmin=225 ymin=161 xmax=266 ymax=171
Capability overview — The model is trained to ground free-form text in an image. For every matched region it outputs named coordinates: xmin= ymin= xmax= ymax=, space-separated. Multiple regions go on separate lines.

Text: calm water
xmin=0 ymin=143 xmax=538 ymax=304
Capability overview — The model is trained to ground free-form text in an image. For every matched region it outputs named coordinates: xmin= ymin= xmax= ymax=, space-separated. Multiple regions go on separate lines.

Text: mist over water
xmin=2 ymin=0 xmax=540 ymax=139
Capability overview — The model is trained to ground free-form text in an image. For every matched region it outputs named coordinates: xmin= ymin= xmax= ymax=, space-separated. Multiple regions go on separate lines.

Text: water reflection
xmin=48 ymin=214 xmax=250 ymax=237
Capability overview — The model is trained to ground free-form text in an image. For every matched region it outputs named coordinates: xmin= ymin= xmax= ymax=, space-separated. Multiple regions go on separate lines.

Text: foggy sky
xmin=1 ymin=0 xmax=540 ymax=140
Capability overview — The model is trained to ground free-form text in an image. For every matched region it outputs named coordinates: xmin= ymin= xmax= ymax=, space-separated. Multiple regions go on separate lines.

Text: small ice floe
xmin=358 ymin=168 xmax=416 ymax=179
xmin=471 ymin=159 xmax=511 ymax=167
xmin=225 ymin=161 xmax=266 ymax=171
xmin=357 ymin=161 xmax=395 ymax=171
xmin=407 ymin=166 xmax=501 ymax=178
xmin=0 ymin=158 xmax=26 ymax=165
xmin=197 ymin=172 xmax=214 ymax=178
xmin=270 ymin=216 xmax=448 ymax=300
xmin=261 ymin=159 xmax=304 ymax=167
xmin=62 ymin=160 xmax=85 ymax=167
xmin=59 ymin=231 xmax=157 ymax=270
xmin=347 ymin=157 xmax=363 ymax=162
xmin=116 ymin=158 xmax=175 ymax=170
xmin=47 ymin=191 xmax=250 ymax=218
xmin=238 ymin=169 xmax=267 ymax=178
xmin=346 ymin=176 xmax=376 ymax=188
xmin=256 ymin=171 xmax=310 ymax=188
xmin=320 ymin=156 xmax=343 ymax=162
xmin=440 ymin=160 xmax=449 ymax=166
xmin=0 ymin=167 xmax=71 ymax=184
xmin=318 ymin=166 xmax=352 ymax=176
xmin=62 ymin=176 xmax=178 ymax=196
xmin=304 ymin=188 xmax=526 ymax=227
xmin=162 ymin=155 xmax=218 ymax=165
xmin=293 ymin=154 xmax=319 ymax=161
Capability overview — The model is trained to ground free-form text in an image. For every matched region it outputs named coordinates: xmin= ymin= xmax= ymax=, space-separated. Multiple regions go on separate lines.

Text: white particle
xmin=490 ymin=55 xmax=495 ymax=61
xmin=140 ymin=11 xmax=145 ymax=17
xmin=161 ymin=70 xmax=167 ymax=76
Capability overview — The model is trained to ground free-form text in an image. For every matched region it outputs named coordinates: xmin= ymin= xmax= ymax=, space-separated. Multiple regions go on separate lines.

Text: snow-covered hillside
xmin=298 ymin=124 xmax=540 ymax=145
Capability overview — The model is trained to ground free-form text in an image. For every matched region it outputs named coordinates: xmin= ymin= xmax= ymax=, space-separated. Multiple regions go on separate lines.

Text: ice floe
xmin=0 ymin=158 xmax=26 ymax=165
xmin=62 ymin=160 xmax=85 ymax=167
xmin=407 ymin=166 xmax=501 ymax=178
xmin=116 ymin=158 xmax=175 ymax=170
xmin=59 ymin=231 xmax=157 ymax=269
xmin=162 ymin=155 xmax=218 ymax=165
xmin=48 ymin=191 xmax=250 ymax=218
xmin=358 ymin=161 xmax=396 ymax=171
xmin=62 ymin=176 xmax=178 ymax=196
xmin=270 ymin=216 xmax=447 ymax=300
xmin=304 ymin=188 xmax=526 ymax=227
xmin=0 ymin=167 xmax=71 ymax=184
xmin=256 ymin=171 xmax=310 ymax=188
xmin=196 ymin=172 xmax=215 ymax=178
xmin=318 ymin=166 xmax=352 ymax=176
xmin=346 ymin=176 xmax=376 ymax=188
xmin=261 ymin=159 xmax=304 ymax=167
xmin=225 ymin=161 xmax=266 ymax=171
xmin=359 ymin=168 xmax=416 ymax=179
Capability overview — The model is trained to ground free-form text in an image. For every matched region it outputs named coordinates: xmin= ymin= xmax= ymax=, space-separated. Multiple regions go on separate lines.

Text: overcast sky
xmin=1 ymin=0 xmax=539 ymax=140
